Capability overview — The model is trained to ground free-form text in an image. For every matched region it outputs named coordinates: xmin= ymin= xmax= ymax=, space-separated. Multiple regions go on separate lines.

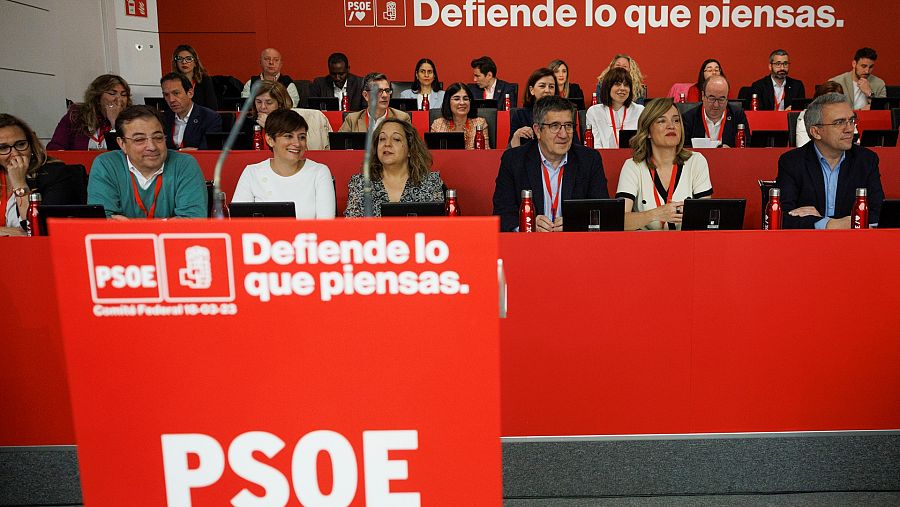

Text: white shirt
xmin=172 ymin=104 xmax=194 ymax=148
xmin=483 ymin=79 xmax=497 ymax=99
xmin=851 ymin=81 xmax=868 ymax=109
xmin=332 ymin=81 xmax=348 ymax=100
xmin=704 ymin=113 xmax=724 ymax=144
xmin=127 ymin=156 xmax=164 ymax=190
xmin=772 ymin=78 xmax=786 ymax=111
xmin=585 ymin=102 xmax=644 ymax=149
xmin=232 ymin=158 xmax=336 ymax=219
xmin=537 ymin=145 xmax=567 ymax=219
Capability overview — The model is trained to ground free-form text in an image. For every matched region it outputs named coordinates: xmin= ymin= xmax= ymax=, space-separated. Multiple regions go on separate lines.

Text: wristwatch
xmin=13 ymin=187 xmax=29 ymax=198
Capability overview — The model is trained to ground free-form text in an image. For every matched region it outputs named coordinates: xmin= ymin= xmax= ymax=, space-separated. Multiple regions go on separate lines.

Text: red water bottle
xmin=851 ymin=188 xmax=868 ymax=229
xmin=474 ymin=125 xmax=486 ymax=149
xmin=591 ymin=92 xmax=598 ymax=106
xmin=751 ymin=93 xmax=759 ymax=111
xmin=216 ymin=191 xmax=230 ymax=219
xmin=422 ymin=94 xmax=429 ymax=111
xmin=253 ymin=125 xmax=264 ymax=150
xmin=504 ymin=94 xmax=511 ymax=111
xmin=735 ymin=124 xmax=746 ymax=148
xmin=583 ymin=125 xmax=594 ymax=148
xmin=341 ymin=94 xmax=349 ymax=112
xmin=764 ymin=188 xmax=781 ymax=230
xmin=445 ymin=189 xmax=460 ymax=216
xmin=679 ymin=92 xmax=686 ymax=104
xmin=26 ymin=192 xmax=42 ymax=237
xmin=519 ymin=189 xmax=535 ymax=232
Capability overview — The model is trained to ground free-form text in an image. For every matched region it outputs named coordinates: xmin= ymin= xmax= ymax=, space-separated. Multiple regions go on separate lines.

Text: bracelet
xmin=12 ymin=187 xmax=29 ymax=198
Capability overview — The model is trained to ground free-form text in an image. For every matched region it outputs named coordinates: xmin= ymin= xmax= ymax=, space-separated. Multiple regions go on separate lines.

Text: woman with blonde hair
xmin=616 ymin=98 xmax=712 ymax=230
xmin=172 ymin=44 xmax=218 ymax=110
xmin=548 ymin=59 xmax=583 ymax=100
xmin=596 ymin=54 xmax=646 ymax=103
xmin=48 ymin=74 xmax=132 ymax=150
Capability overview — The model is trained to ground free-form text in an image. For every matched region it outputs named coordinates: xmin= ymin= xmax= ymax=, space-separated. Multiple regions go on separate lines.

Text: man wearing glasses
xmin=241 ymin=48 xmax=301 ymax=108
xmin=338 ymin=73 xmax=410 ymax=132
xmin=776 ymin=93 xmax=884 ymax=229
xmin=87 ymin=106 xmax=208 ymax=219
xmin=682 ymin=75 xmax=751 ymax=148
xmin=492 ymin=95 xmax=608 ymax=232
xmin=749 ymin=49 xmax=806 ymax=111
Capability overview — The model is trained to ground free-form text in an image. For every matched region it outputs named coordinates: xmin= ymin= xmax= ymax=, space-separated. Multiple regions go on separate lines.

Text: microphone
xmin=211 ymin=80 xmax=264 ymax=219
xmin=360 ymin=82 xmax=381 ymax=217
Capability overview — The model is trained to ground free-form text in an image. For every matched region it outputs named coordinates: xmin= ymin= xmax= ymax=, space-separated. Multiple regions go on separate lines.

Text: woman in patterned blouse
xmin=430 ymin=82 xmax=490 ymax=150
xmin=344 ymin=118 xmax=444 ymax=217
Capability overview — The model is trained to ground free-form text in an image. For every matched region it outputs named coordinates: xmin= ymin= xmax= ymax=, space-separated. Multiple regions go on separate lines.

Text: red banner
xmin=49 ymin=218 xmax=501 ymax=505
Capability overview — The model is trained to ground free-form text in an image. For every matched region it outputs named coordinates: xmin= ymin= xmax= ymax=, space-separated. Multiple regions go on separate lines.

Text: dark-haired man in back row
xmin=468 ymin=56 xmax=518 ymax=109
xmin=309 ymin=52 xmax=365 ymax=111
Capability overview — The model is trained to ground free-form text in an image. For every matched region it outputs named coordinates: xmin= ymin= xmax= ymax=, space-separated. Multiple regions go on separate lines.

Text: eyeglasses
xmin=814 ymin=116 xmax=858 ymax=128
xmin=376 ymin=88 xmax=393 ymax=96
xmin=450 ymin=96 xmax=471 ymax=102
xmin=540 ymin=122 xmax=575 ymax=134
xmin=703 ymin=96 xmax=728 ymax=105
xmin=122 ymin=133 xmax=167 ymax=146
xmin=0 ymin=140 xmax=29 ymax=155
xmin=770 ymin=61 xmax=790 ymax=68
xmin=174 ymin=56 xmax=195 ymax=63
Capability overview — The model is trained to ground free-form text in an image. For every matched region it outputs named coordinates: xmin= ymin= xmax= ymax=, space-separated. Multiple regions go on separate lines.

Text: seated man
xmin=309 ymin=52 xmax=364 ymax=111
xmin=160 ymin=72 xmax=222 ymax=150
xmin=776 ymin=93 xmax=884 ymax=229
xmin=241 ymin=48 xmax=301 ymax=108
xmin=338 ymin=73 xmax=410 ymax=132
xmin=829 ymin=47 xmax=886 ymax=110
xmin=467 ymin=56 xmax=518 ymax=109
xmin=683 ymin=75 xmax=750 ymax=148
xmin=87 ymin=105 xmax=207 ymax=219
xmin=492 ymin=95 xmax=608 ymax=232
xmin=749 ymin=49 xmax=806 ymax=111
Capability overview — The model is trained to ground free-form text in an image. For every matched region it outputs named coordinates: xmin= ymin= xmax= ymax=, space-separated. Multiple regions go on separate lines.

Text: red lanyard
xmin=483 ymin=89 xmax=488 ymax=99
xmin=130 ymin=172 xmax=164 ymax=219
xmin=701 ymin=106 xmax=725 ymax=142
xmin=775 ymin=87 xmax=785 ymax=110
xmin=609 ymin=106 xmax=628 ymax=148
xmin=171 ymin=120 xmax=184 ymax=149
xmin=650 ymin=164 xmax=679 ymax=227
xmin=541 ymin=164 xmax=565 ymax=221
xmin=90 ymin=125 xmax=111 ymax=145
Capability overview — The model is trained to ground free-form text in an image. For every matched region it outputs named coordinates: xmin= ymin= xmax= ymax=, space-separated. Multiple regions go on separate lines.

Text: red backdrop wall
xmin=158 ymin=0 xmax=899 ymax=98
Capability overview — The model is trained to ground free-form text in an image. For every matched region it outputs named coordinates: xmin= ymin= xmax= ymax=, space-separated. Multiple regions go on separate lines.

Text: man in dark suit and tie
xmin=749 ymin=49 xmax=806 ymax=111
xmin=682 ymin=75 xmax=750 ymax=148
xmin=160 ymin=73 xmax=222 ymax=151
xmin=492 ymin=95 xmax=608 ymax=232
xmin=776 ymin=93 xmax=884 ymax=229
xmin=309 ymin=52 xmax=365 ymax=111
xmin=468 ymin=56 xmax=518 ymax=109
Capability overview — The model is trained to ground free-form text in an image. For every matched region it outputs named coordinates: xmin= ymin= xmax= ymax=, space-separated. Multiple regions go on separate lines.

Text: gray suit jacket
xmin=829 ymin=71 xmax=886 ymax=106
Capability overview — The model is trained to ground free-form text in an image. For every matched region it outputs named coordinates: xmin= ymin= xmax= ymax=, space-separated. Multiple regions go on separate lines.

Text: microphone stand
xmin=361 ymin=83 xmax=381 ymax=217
xmin=211 ymin=81 xmax=263 ymax=219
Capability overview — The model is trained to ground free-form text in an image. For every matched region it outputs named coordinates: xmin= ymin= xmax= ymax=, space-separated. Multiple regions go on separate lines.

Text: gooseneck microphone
xmin=361 ymin=82 xmax=380 ymax=217
xmin=212 ymin=81 xmax=263 ymax=219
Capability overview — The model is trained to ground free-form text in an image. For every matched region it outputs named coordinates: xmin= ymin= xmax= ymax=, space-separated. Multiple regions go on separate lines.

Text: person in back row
xmin=160 ymin=72 xmax=222 ymax=150
xmin=87 ymin=106 xmax=207 ymax=219
xmin=682 ymin=75 xmax=750 ymax=148
xmin=338 ymin=73 xmax=410 ymax=132
xmin=48 ymin=74 xmax=132 ymax=150
xmin=749 ymin=49 xmax=806 ymax=111
xmin=829 ymin=47 xmax=886 ymax=110
xmin=468 ymin=56 xmax=518 ymax=109
xmin=430 ymin=82 xmax=490 ymax=150
xmin=309 ymin=52 xmax=364 ymax=111
xmin=241 ymin=48 xmax=301 ymax=110
xmin=585 ymin=67 xmax=644 ymax=149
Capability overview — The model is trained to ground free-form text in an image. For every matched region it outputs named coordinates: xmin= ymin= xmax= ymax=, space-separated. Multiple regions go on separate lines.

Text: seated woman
xmin=172 ymin=44 xmax=218 ymax=111
xmin=796 ymin=81 xmax=844 ymax=147
xmin=47 ymin=74 xmax=132 ymax=150
xmin=585 ymin=67 xmax=645 ymax=149
xmin=549 ymin=59 xmax=583 ymax=100
xmin=344 ymin=119 xmax=443 ymax=217
xmin=616 ymin=98 xmax=713 ymax=231
xmin=232 ymin=109 xmax=335 ymax=218
xmin=509 ymin=68 xmax=558 ymax=148
xmin=595 ymin=54 xmax=647 ymax=104
xmin=430 ymin=82 xmax=490 ymax=149
xmin=399 ymin=58 xmax=444 ymax=109
xmin=235 ymin=80 xmax=293 ymax=149
xmin=686 ymin=59 xmax=725 ymax=102
xmin=1 ymin=114 xmax=87 ymax=236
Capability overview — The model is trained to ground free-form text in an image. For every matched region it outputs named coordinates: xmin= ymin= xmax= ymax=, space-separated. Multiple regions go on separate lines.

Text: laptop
xmin=204 ymin=132 xmax=251 ymax=150
xmin=681 ymin=198 xmax=746 ymax=231
xmin=562 ymin=198 xmax=624 ymax=232
xmin=143 ymin=97 xmax=171 ymax=112
xmin=790 ymin=98 xmax=813 ymax=110
xmin=38 ymin=205 xmax=106 ymax=235
xmin=424 ymin=132 xmax=465 ymax=150
xmin=472 ymin=99 xmax=498 ymax=110
xmin=103 ymin=131 xmax=121 ymax=150
xmin=859 ymin=130 xmax=898 ymax=147
xmin=749 ymin=130 xmax=790 ymax=148
xmin=389 ymin=98 xmax=419 ymax=112
xmin=876 ymin=200 xmax=900 ymax=228
xmin=380 ymin=202 xmax=445 ymax=217
xmin=229 ymin=201 xmax=296 ymax=218
xmin=870 ymin=97 xmax=900 ymax=110
xmin=619 ymin=129 xmax=637 ymax=148
xmin=328 ymin=132 xmax=366 ymax=150
xmin=309 ymin=96 xmax=339 ymax=111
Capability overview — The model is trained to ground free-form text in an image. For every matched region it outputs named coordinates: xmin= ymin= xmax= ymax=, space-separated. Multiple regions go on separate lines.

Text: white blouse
xmin=232 ymin=158 xmax=336 ymax=219
xmin=615 ymin=152 xmax=713 ymax=230
xmin=585 ymin=102 xmax=644 ymax=149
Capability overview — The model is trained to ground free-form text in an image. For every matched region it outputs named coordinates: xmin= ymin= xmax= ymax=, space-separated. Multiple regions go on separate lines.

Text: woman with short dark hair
xmin=430 ymin=82 xmax=490 ymax=149
xmin=585 ymin=67 xmax=644 ymax=148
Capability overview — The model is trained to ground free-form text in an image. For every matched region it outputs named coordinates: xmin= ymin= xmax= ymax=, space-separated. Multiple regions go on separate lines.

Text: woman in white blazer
xmin=585 ymin=67 xmax=644 ymax=149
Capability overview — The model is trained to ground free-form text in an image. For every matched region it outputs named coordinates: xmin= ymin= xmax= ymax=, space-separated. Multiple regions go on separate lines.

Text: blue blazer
xmin=492 ymin=141 xmax=609 ymax=232
xmin=468 ymin=79 xmax=518 ymax=109
xmin=164 ymin=104 xmax=222 ymax=150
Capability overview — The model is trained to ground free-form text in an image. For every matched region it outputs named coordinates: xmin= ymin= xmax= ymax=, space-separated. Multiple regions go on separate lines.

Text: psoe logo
xmin=345 ymin=0 xmax=406 ymax=27
xmin=85 ymin=233 xmax=235 ymax=304
xmin=345 ymin=0 xmax=375 ymax=26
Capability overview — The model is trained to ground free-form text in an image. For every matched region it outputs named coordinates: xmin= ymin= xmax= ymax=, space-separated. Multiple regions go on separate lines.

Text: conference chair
xmin=892 ymin=108 xmax=900 ymax=130
xmin=477 ymin=107 xmax=498 ymax=149
xmin=577 ymin=109 xmax=588 ymax=141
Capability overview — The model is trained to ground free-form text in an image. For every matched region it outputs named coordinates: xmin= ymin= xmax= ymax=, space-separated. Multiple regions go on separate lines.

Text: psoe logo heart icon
xmin=354 ymin=10 xmax=365 ymax=21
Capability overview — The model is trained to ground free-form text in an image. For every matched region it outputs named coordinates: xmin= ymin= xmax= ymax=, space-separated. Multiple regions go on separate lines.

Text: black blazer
xmin=191 ymin=77 xmax=219 ymax=111
xmin=749 ymin=76 xmax=806 ymax=111
xmin=776 ymin=143 xmax=884 ymax=229
xmin=309 ymin=74 xmax=365 ymax=111
xmin=682 ymin=104 xmax=750 ymax=148
xmin=14 ymin=161 xmax=87 ymax=230
xmin=492 ymin=141 xmax=609 ymax=232
xmin=163 ymin=104 xmax=223 ymax=150
xmin=468 ymin=79 xmax=518 ymax=109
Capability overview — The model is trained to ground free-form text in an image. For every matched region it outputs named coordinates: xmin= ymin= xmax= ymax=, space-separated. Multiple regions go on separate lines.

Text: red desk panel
xmin=745 ymin=111 xmax=789 ymax=131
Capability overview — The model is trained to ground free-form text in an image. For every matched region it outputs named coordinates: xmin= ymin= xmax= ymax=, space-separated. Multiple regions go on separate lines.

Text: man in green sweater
xmin=88 ymin=105 xmax=207 ymax=219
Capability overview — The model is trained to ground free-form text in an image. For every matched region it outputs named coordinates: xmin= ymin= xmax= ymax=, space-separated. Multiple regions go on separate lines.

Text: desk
xmin=745 ymin=110 xmax=789 ymax=130
xmin=51 ymin=148 xmax=900 ymax=230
